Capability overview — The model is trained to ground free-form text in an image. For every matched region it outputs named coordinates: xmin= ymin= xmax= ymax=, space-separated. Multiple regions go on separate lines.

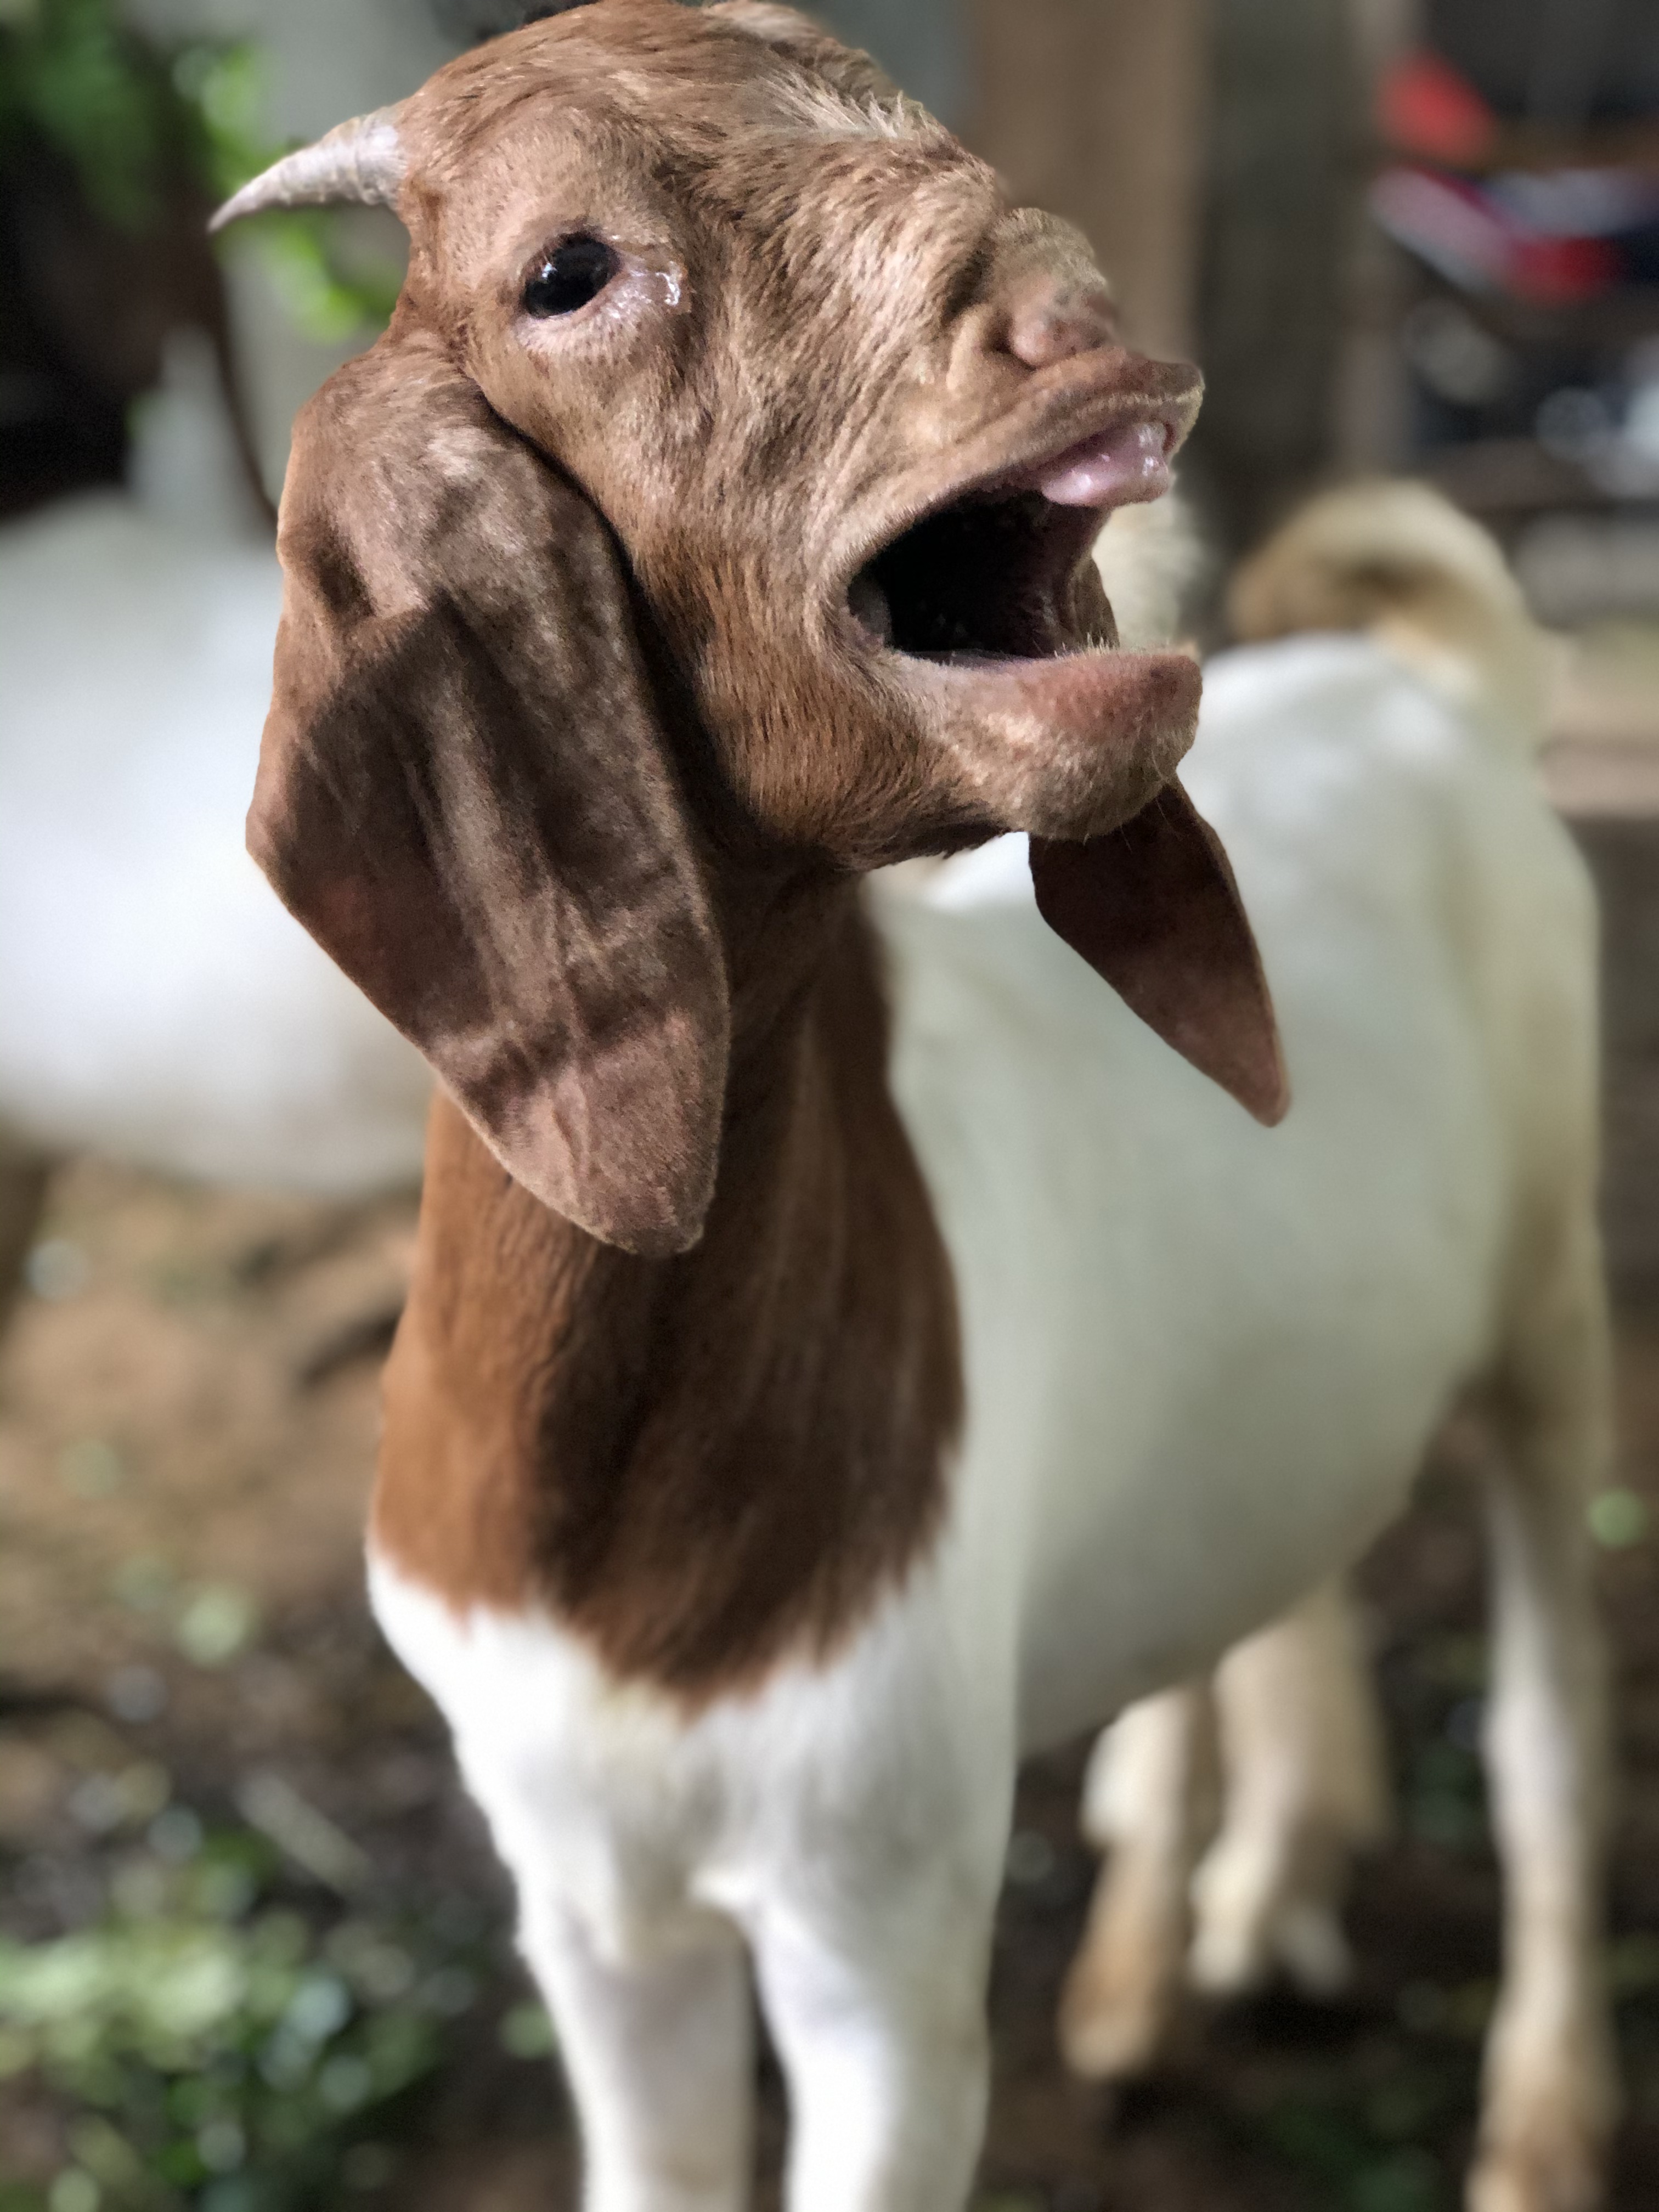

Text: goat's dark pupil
xmin=524 ymin=237 xmax=614 ymax=317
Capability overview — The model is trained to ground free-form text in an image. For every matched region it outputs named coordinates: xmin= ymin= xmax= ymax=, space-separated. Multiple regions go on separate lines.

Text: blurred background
xmin=3 ymin=2 xmax=1659 ymax=2208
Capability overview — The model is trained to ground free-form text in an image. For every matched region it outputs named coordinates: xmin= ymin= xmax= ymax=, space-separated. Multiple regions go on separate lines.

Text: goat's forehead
xmin=406 ymin=8 xmax=953 ymax=200
xmin=414 ymin=97 xmax=989 ymax=302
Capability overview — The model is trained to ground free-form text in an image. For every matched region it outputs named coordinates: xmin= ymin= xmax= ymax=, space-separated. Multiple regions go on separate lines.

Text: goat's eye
xmin=523 ymin=236 xmax=616 ymax=317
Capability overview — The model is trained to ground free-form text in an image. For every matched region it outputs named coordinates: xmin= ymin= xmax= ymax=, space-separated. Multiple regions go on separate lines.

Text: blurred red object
xmin=1379 ymin=50 xmax=1499 ymax=168
xmin=1371 ymin=167 xmax=1623 ymax=303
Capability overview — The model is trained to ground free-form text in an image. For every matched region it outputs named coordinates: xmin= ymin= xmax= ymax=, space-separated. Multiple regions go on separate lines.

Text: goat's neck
xmin=371 ymin=872 xmax=960 ymax=1701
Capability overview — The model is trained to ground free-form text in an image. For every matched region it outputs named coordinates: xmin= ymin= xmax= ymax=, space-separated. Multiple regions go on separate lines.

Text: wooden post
xmin=966 ymin=0 xmax=1208 ymax=363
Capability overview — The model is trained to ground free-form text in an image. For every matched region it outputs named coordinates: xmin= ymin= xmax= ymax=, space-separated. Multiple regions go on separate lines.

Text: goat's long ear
xmin=1031 ymin=784 xmax=1289 ymax=1125
xmin=252 ymin=326 xmax=729 ymax=1256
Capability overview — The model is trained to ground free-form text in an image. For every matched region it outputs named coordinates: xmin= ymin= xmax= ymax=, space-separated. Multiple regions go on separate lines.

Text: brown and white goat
xmin=217 ymin=10 xmax=1613 ymax=2210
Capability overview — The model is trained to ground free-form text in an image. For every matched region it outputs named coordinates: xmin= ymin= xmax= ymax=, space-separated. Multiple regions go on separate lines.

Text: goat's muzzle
xmin=839 ymin=351 xmax=1204 ymax=842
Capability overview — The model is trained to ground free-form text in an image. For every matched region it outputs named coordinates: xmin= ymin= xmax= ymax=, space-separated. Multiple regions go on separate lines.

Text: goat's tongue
xmin=1034 ymin=420 xmax=1170 ymax=510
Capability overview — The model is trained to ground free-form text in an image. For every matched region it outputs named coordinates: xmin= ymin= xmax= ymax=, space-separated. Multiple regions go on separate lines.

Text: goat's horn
xmin=209 ymin=108 xmax=406 ymax=232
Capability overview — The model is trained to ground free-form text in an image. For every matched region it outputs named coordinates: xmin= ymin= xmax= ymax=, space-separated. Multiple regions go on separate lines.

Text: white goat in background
xmin=0 ymin=334 xmax=431 ymax=1304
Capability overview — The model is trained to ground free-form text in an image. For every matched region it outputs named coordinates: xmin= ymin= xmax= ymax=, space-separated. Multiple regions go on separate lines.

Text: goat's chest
xmin=367 ymin=1546 xmax=1007 ymax=1963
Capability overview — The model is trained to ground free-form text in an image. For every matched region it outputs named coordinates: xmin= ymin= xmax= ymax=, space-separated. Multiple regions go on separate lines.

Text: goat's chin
xmin=908 ymin=644 xmax=1201 ymax=843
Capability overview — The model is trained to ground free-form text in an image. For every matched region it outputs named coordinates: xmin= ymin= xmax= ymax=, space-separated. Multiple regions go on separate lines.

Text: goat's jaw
xmin=915 ymin=646 xmax=1200 ymax=842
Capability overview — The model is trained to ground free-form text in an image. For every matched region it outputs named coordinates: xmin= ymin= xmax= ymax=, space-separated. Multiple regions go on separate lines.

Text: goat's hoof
xmin=1467 ymin=2101 xmax=1610 ymax=2212
xmin=1468 ymin=2008 xmax=1617 ymax=2212
xmin=1467 ymin=2141 xmax=1601 ymax=2212
xmin=1057 ymin=1950 xmax=1178 ymax=2081
xmin=1269 ymin=1900 xmax=1354 ymax=1998
xmin=1189 ymin=1859 xmax=1354 ymax=2001
xmin=1186 ymin=1911 xmax=1271 ymax=2000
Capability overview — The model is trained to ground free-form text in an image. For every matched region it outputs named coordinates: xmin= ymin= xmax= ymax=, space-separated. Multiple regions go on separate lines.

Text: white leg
xmin=520 ymin=1899 xmax=754 ymax=2212
xmin=1058 ymin=1681 xmax=1216 ymax=2079
xmin=1190 ymin=1578 xmax=1390 ymax=2000
xmin=1469 ymin=1232 xmax=1618 ymax=2212
xmin=751 ymin=1875 xmax=996 ymax=2212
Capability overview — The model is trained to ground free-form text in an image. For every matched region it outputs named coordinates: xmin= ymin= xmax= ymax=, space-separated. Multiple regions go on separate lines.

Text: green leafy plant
xmin=0 ymin=0 xmax=399 ymax=339
xmin=0 ymin=1821 xmax=509 ymax=2209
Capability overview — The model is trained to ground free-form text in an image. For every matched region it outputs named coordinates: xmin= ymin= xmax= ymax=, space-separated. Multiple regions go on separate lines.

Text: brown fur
xmin=258 ymin=326 xmax=729 ymax=1255
xmin=373 ymin=882 xmax=958 ymax=1697
xmin=240 ymin=0 xmax=1284 ymax=1692
xmin=1031 ymin=786 xmax=1288 ymax=1125
xmin=390 ymin=0 xmax=1208 ymax=857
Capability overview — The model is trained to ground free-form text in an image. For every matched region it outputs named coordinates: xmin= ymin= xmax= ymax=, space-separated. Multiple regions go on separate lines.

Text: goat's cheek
xmin=719 ymin=657 xmax=899 ymax=847
xmin=484 ymin=280 xmax=686 ymax=484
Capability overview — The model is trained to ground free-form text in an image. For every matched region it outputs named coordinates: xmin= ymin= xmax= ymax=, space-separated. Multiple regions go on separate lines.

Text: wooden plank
xmin=966 ymin=0 xmax=1207 ymax=361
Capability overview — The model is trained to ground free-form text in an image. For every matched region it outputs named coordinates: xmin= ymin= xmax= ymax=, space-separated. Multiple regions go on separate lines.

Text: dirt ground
xmin=3 ymin=1158 xmax=1659 ymax=2210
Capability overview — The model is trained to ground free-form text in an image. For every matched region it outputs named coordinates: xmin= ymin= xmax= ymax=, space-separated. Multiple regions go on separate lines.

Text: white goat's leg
xmin=751 ymin=1881 xmax=995 ymax=2212
xmin=1058 ymin=1683 xmax=1216 ymax=2079
xmin=1189 ymin=1578 xmax=1390 ymax=2001
xmin=1469 ymin=1241 xmax=1618 ymax=2212
xmin=519 ymin=1900 xmax=754 ymax=2212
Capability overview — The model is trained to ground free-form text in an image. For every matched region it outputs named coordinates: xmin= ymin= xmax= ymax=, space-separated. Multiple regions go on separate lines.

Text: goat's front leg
xmin=1469 ymin=1254 xmax=1618 ymax=2212
xmin=518 ymin=1899 xmax=754 ymax=2212
xmin=750 ymin=1866 xmax=998 ymax=2212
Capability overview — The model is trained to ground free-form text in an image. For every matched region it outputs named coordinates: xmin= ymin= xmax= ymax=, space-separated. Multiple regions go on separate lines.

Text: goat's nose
xmin=1003 ymin=274 xmax=1119 ymax=369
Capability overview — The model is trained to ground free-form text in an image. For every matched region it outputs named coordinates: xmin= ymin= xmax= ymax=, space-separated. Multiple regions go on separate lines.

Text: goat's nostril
xmin=1005 ymin=283 xmax=1118 ymax=371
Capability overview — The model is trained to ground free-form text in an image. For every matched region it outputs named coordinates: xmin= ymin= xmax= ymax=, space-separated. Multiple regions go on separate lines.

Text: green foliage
xmin=0 ymin=1822 xmax=498 ymax=2209
xmin=0 ymin=0 xmax=399 ymax=339
xmin=240 ymin=209 xmax=402 ymax=349
xmin=0 ymin=0 xmax=179 ymax=228
xmin=1243 ymin=2057 xmax=1466 ymax=2212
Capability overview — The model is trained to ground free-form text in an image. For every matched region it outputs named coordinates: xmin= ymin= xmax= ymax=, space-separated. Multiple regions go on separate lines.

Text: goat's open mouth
xmin=847 ymin=416 xmax=1172 ymax=665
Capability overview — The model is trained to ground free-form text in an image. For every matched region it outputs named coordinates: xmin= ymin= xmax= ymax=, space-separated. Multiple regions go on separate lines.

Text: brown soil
xmin=3 ymin=1158 xmax=1659 ymax=2209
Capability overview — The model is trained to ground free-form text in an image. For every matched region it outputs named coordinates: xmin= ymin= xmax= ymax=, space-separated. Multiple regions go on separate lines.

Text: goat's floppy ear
xmin=251 ymin=327 xmax=729 ymax=1256
xmin=1031 ymin=784 xmax=1289 ymax=1125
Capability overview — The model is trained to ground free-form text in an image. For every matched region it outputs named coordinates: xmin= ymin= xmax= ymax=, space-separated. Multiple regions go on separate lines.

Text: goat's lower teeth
xmin=849 ymin=573 xmax=894 ymax=646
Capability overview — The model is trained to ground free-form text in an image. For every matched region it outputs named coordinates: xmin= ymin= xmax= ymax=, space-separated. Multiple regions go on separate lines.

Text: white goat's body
xmin=373 ymin=629 xmax=1606 ymax=2212
xmin=890 ymin=630 xmax=1589 ymax=1750
xmin=0 ymin=493 xmax=430 ymax=1192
